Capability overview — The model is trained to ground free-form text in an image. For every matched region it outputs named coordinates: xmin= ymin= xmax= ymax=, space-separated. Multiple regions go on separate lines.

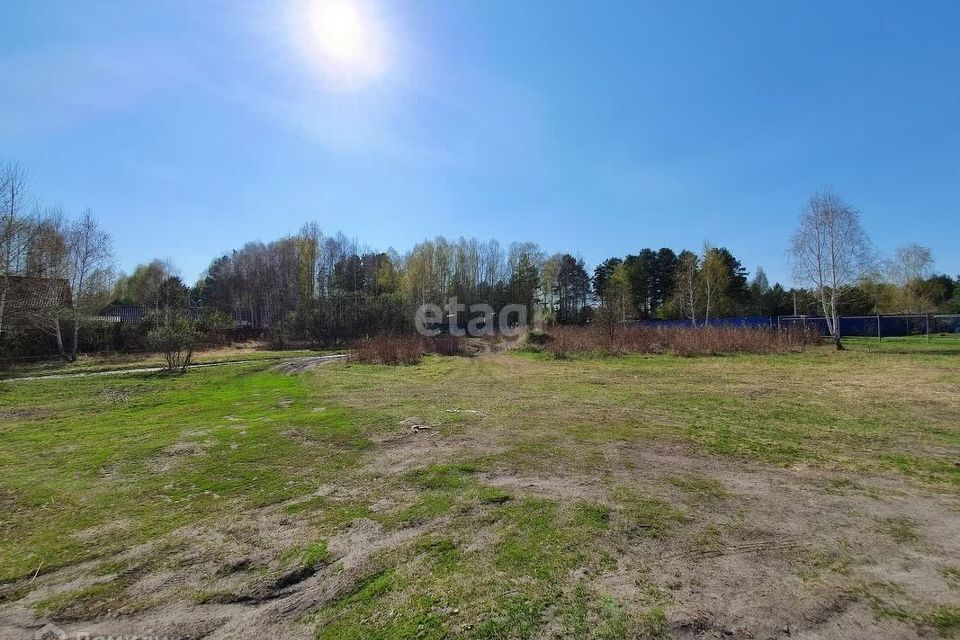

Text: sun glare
xmin=295 ymin=0 xmax=389 ymax=88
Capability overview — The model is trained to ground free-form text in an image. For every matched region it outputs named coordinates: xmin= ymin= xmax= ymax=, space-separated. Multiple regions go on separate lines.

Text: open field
xmin=1 ymin=345 xmax=958 ymax=639
xmin=836 ymin=334 xmax=960 ymax=354
xmin=0 ymin=343 xmax=330 ymax=380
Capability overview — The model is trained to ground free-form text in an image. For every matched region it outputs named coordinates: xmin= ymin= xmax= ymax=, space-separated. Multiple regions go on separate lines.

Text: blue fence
xmin=635 ymin=314 xmax=960 ymax=337
xmin=635 ymin=316 xmax=776 ymax=330
xmin=778 ymin=315 xmax=960 ymax=337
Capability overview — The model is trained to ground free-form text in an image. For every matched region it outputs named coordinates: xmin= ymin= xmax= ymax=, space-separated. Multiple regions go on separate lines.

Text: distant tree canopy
xmin=591 ymin=245 xmax=753 ymax=323
xmin=556 ymin=254 xmax=591 ymax=324
xmin=184 ymin=229 xmax=956 ymax=345
xmin=113 ymin=259 xmax=188 ymax=312
xmin=2 ymin=160 xmax=959 ymax=358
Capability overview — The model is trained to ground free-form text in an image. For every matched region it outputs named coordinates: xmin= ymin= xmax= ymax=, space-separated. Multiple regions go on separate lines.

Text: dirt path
xmin=0 ymin=354 xmax=347 ymax=383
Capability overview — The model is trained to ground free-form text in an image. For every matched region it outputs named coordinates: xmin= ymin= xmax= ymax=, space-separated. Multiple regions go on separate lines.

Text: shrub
xmin=266 ymin=320 xmax=291 ymax=351
xmin=351 ymin=333 xmax=423 ymax=365
xmin=542 ymin=324 xmax=819 ymax=357
xmin=195 ymin=310 xmax=236 ymax=347
xmin=424 ymin=334 xmax=465 ymax=356
xmin=526 ymin=329 xmax=552 ymax=346
xmin=147 ymin=317 xmax=200 ymax=373
xmin=350 ymin=333 xmax=467 ymax=365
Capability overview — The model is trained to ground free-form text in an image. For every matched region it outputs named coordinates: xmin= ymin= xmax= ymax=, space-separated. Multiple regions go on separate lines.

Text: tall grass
xmin=350 ymin=333 xmax=466 ymax=365
xmin=538 ymin=325 xmax=819 ymax=357
xmin=353 ymin=326 xmax=817 ymax=363
xmin=351 ymin=334 xmax=422 ymax=365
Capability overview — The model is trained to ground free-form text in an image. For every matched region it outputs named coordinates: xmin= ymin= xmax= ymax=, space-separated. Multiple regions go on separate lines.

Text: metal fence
xmin=776 ymin=314 xmax=960 ymax=338
xmin=634 ymin=316 xmax=777 ymax=330
xmin=634 ymin=314 xmax=960 ymax=338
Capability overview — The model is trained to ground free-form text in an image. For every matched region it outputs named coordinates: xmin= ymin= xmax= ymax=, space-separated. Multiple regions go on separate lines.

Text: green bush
xmin=146 ymin=317 xmax=200 ymax=373
xmin=195 ymin=310 xmax=235 ymax=346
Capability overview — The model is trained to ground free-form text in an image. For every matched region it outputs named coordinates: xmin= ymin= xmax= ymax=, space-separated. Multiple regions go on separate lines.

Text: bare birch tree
xmin=674 ymin=250 xmax=700 ymax=326
xmin=882 ymin=244 xmax=936 ymax=312
xmin=539 ymin=254 xmax=562 ymax=317
xmin=0 ymin=161 xmax=38 ymax=339
xmin=596 ymin=262 xmax=632 ymax=339
xmin=67 ymin=209 xmax=114 ymax=360
xmin=24 ymin=209 xmax=71 ymax=357
xmin=790 ymin=190 xmax=872 ymax=350
xmin=888 ymin=244 xmax=934 ymax=285
xmin=701 ymin=243 xmax=729 ymax=326
xmin=296 ymin=222 xmax=323 ymax=302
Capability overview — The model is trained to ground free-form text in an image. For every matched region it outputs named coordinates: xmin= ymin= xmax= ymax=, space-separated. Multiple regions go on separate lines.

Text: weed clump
xmin=350 ymin=333 xmax=466 ymax=365
xmin=351 ymin=333 xmax=423 ymax=365
xmin=526 ymin=328 xmax=552 ymax=345
xmin=536 ymin=324 xmax=818 ymax=357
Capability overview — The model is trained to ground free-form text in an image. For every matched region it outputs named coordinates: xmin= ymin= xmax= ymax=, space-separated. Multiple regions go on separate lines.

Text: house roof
xmin=2 ymin=275 xmax=73 ymax=311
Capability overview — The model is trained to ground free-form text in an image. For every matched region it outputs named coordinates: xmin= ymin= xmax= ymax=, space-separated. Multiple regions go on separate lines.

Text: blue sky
xmin=1 ymin=0 xmax=958 ymax=285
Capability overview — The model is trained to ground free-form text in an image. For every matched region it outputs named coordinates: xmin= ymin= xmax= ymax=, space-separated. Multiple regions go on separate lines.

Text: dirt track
xmin=0 ymin=354 xmax=347 ymax=383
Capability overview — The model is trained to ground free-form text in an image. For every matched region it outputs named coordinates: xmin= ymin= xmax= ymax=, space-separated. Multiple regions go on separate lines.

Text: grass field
xmin=0 ymin=343 xmax=329 ymax=379
xmin=1 ymin=343 xmax=958 ymax=638
xmin=840 ymin=334 xmax=960 ymax=354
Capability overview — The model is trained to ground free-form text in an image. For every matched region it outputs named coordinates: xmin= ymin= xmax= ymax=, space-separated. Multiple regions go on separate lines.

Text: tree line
xmin=2 ymin=161 xmax=958 ymax=358
xmin=1 ymin=162 xmax=113 ymax=360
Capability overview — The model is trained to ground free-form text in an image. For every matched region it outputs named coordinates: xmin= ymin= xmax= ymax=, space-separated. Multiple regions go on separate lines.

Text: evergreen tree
xmin=651 ymin=248 xmax=678 ymax=317
xmin=556 ymin=254 xmax=590 ymax=323
xmin=749 ymin=266 xmax=770 ymax=315
xmin=592 ymin=257 xmax=623 ymax=301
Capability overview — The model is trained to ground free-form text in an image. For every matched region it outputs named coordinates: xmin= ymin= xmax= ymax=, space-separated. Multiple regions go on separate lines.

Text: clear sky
xmin=2 ymin=0 xmax=958 ymax=285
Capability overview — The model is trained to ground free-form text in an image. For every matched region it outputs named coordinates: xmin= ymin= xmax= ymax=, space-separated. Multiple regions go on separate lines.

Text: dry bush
xmin=526 ymin=328 xmax=552 ymax=346
xmin=350 ymin=333 xmax=467 ymax=364
xmin=543 ymin=324 xmax=819 ymax=357
xmin=424 ymin=334 xmax=466 ymax=356
xmin=351 ymin=333 xmax=423 ymax=365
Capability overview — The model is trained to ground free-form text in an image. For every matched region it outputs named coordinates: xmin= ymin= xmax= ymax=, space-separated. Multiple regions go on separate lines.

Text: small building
xmin=3 ymin=275 xmax=72 ymax=315
xmin=95 ymin=302 xmax=148 ymax=323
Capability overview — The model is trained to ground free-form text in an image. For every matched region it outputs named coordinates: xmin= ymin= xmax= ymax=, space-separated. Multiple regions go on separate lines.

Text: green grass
xmin=943 ymin=566 xmax=960 ymax=589
xmin=841 ymin=334 xmax=960 ymax=354
xmin=612 ymin=488 xmax=686 ymax=538
xmin=0 ymin=363 xmax=372 ymax=581
xmin=869 ymin=588 xmax=960 ymax=638
xmin=877 ymin=516 xmax=922 ymax=545
xmin=0 ymin=346 xmax=332 ymax=379
xmin=302 ymin=540 xmax=331 ymax=569
xmin=406 ymin=463 xmax=480 ymax=490
xmin=572 ymin=502 xmax=612 ymax=529
xmin=309 ymin=492 xmax=668 ymax=639
xmin=1 ymin=344 xmax=958 ymax=637
xmin=33 ymin=577 xmax=137 ymax=619
xmin=922 ymin=605 xmax=960 ymax=635
xmin=668 ymin=474 xmax=730 ymax=501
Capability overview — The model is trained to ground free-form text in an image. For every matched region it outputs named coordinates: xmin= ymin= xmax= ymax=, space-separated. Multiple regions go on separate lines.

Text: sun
xmin=295 ymin=0 xmax=389 ymax=88
xmin=313 ymin=0 xmax=365 ymax=65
